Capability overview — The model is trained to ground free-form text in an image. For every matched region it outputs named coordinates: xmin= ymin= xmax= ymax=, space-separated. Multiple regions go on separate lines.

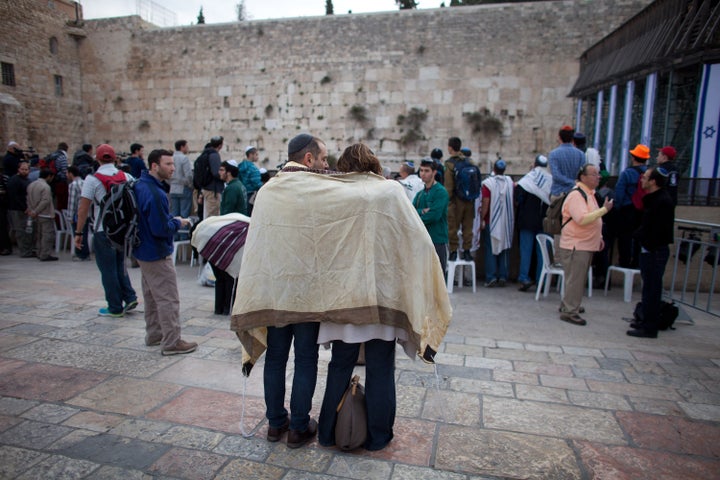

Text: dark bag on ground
xmin=335 ymin=374 xmax=367 ymax=451
xmin=633 ymin=301 xmax=679 ymax=330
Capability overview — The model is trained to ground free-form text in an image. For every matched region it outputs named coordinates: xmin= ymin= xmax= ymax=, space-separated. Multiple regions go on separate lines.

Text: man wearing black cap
xmin=262 ymin=133 xmax=327 ymax=449
xmin=430 ymin=147 xmax=444 ymax=185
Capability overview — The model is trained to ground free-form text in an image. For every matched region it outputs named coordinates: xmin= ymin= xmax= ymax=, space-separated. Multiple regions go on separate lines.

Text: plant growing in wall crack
xmin=138 ymin=120 xmax=150 ymax=131
xmin=464 ymin=108 xmax=502 ymax=138
xmin=397 ymin=107 xmax=428 ymax=145
xmin=349 ymin=105 xmax=369 ymax=126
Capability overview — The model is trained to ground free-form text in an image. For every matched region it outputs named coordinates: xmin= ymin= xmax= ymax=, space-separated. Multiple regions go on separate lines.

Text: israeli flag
xmin=692 ymin=63 xmax=720 ymax=178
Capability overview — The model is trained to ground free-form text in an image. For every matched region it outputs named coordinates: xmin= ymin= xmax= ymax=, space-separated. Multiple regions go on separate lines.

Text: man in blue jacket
xmin=134 ymin=148 xmax=197 ymax=356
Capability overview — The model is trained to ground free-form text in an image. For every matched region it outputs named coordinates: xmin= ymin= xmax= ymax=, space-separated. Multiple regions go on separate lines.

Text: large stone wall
xmin=0 ymin=0 xmax=85 ymax=154
xmin=76 ymin=0 xmax=652 ymax=171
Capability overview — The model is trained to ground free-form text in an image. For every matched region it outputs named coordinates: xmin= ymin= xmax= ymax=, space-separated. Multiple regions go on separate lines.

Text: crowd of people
xmin=0 ymin=126 xmax=678 ymax=452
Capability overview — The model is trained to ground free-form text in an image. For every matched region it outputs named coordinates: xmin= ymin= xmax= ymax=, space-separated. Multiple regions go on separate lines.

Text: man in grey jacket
xmin=170 ymin=140 xmax=193 ymax=218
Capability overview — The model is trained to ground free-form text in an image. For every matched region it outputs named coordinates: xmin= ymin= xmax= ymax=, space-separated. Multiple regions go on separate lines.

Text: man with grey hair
xmin=397 ymin=161 xmax=424 ymax=202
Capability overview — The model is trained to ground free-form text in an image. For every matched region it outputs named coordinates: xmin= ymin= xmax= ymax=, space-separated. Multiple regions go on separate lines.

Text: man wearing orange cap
xmin=614 ymin=144 xmax=649 ymax=268
xmin=656 ymin=146 xmax=679 ymax=205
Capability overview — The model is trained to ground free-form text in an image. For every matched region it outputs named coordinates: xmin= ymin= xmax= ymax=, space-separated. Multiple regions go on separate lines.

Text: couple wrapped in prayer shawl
xmin=198 ymin=154 xmax=452 ymax=376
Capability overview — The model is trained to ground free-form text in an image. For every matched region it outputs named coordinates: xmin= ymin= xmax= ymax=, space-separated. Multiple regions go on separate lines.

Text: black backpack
xmin=542 ymin=187 xmax=587 ymax=235
xmin=633 ymin=301 xmax=679 ymax=331
xmin=95 ymin=172 xmax=140 ymax=255
xmin=193 ymin=150 xmax=213 ymax=190
xmin=453 ymin=159 xmax=481 ymax=201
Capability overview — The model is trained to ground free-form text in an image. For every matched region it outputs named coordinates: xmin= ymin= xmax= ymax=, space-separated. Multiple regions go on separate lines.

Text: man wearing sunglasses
xmin=627 ymin=166 xmax=675 ymax=338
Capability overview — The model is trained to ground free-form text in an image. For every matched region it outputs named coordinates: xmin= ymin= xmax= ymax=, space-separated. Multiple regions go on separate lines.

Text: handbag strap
xmin=336 ymin=375 xmax=361 ymax=412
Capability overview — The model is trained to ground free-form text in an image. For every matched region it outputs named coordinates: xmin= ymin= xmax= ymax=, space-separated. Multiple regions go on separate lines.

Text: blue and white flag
xmin=692 ymin=63 xmax=720 ymax=178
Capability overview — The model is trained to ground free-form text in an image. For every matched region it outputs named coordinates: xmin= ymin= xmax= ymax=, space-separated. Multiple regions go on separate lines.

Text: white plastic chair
xmin=535 ymin=234 xmax=565 ymax=300
xmin=172 ymin=229 xmax=191 ymax=266
xmin=446 ymin=258 xmax=476 ymax=293
xmin=535 ymin=233 xmax=593 ymax=300
xmin=604 ymin=266 xmax=641 ymax=302
xmin=55 ymin=210 xmax=72 ymax=253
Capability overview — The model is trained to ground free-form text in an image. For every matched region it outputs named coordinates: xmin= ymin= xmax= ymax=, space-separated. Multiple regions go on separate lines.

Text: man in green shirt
xmin=413 ymin=158 xmax=449 ymax=275
xmin=219 ymin=160 xmax=248 ymax=216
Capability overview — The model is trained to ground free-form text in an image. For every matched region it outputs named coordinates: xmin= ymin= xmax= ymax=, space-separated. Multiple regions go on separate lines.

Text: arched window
xmin=50 ymin=37 xmax=58 ymax=55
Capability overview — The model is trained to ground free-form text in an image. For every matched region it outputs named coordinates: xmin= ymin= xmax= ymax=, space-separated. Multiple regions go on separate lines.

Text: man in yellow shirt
xmin=558 ymin=164 xmax=613 ymax=325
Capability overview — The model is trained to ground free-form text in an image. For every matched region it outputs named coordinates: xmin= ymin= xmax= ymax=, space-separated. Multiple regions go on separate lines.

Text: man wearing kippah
xmin=261 ymin=133 xmax=328 ymax=449
xmin=240 ymin=146 xmax=262 ymax=214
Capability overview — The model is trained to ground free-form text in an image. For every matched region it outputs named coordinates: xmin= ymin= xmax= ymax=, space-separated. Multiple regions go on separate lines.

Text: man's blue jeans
xmin=264 ymin=322 xmax=319 ymax=432
xmin=518 ymin=229 xmax=541 ymax=283
xmin=483 ymin=226 xmax=509 ymax=282
xmin=318 ymin=339 xmax=396 ymax=451
xmin=93 ymin=231 xmax=136 ymax=314
xmin=640 ymin=246 xmax=670 ymax=332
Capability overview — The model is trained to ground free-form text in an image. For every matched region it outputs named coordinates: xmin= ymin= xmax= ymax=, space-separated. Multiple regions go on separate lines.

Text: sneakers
xmin=462 ymin=251 xmax=473 ymax=262
xmin=161 ymin=339 xmax=198 ymax=356
xmin=123 ymin=300 xmax=138 ymax=313
xmin=518 ymin=281 xmax=534 ymax=292
xmin=449 ymin=251 xmax=458 ymax=261
xmin=267 ymin=417 xmax=290 ymax=442
xmin=287 ymin=418 xmax=317 ymax=449
xmin=483 ymin=279 xmax=497 ymax=288
xmin=98 ymin=308 xmax=123 ymax=318
xmin=560 ymin=313 xmax=587 ymax=326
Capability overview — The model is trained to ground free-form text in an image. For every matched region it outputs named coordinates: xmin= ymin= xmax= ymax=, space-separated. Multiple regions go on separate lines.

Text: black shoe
xmin=627 ymin=328 xmax=657 ymax=338
xmin=287 ymin=418 xmax=317 ymax=448
xmin=560 ymin=313 xmax=587 ymax=326
xmin=559 ymin=306 xmax=585 ymax=314
xmin=267 ymin=417 xmax=289 ymax=442
xmin=39 ymin=256 xmax=59 ymax=262
xmin=449 ymin=251 xmax=458 ymax=261
xmin=630 ymin=321 xmax=645 ymax=329
xmin=518 ymin=281 xmax=534 ymax=292
xmin=0 ymin=249 xmax=11 ymax=256
xmin=462 ymin=251 xmax=473 ymax=262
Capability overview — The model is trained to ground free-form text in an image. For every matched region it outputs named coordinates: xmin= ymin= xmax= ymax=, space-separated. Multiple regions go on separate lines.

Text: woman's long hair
xmin=336 ymin=143 xmax=382 ymax=175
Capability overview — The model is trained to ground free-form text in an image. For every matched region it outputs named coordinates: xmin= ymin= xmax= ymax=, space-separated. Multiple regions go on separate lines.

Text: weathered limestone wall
xmin=0 ymin=0 xmax=85 ymax=154
xmin=78 ymin=0 xmax=652 ymax=171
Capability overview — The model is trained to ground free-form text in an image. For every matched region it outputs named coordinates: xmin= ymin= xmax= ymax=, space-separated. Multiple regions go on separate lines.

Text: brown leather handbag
xmin=335 ymin=375 xmax=367 ymax=450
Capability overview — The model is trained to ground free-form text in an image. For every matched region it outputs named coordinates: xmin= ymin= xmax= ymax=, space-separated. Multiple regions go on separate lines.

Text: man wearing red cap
xmin=656 ymin=146 xmax=679 ymax=205
xmin=74 ymin=144 xmax=138 ymax=318
xmin=614 ymin=144 xmax=649 ymax=268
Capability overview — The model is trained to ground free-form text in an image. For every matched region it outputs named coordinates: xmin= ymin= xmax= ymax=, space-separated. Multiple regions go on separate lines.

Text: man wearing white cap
xmin=240 ymin=146 xmax=262 ymax=214
xmin=3 ymin=141 xmax=24 ymax=177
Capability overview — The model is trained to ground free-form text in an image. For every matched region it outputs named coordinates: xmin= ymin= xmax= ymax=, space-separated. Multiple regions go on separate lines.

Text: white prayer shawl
xmin=482 ymin=175 xmax=514 ymax=255
xmin=517 ymin=166 xmax=552 ymax=205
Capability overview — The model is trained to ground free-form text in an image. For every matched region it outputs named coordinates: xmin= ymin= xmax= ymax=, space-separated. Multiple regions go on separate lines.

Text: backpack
xmin=453 ymin=159 xmax=481 ymax=201
xmin=542 ymin=187 xmax=587 ymax=235
xmin=434 ymin=161 xmax=445 ymax=185
xmin=193 ymin=150 xmax=213 ymax=190
xmin=95 ymin=172 xmax=140 ymax=254
xmin=630 ymin=166 xmax=648 ymax=210
xmin=39 ymin=151 xmax=60 ymax=174
xmin=633 ymin=301 xmax=679 ymax=331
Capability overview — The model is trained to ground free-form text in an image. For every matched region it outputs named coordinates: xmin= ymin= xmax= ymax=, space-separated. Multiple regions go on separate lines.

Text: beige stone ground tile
xmin=678 ymin=402 xmax=720 ymax=421
xmin=483 ymin=397 xmax=626 ymax=444
xmin=464 ymin=356 xmax=513 ymax=370
xmin=492 ymin=370 xmax=538 ymax=385
xmin=422 ymin=389 xmax=481 ymax=426
xmin=514 ymin=361 xmax=573 ymax=376
xmin=484 ymin=348 xmax=550 ymax=363
xmin=540 ymin=374 xmax=589 ymax=391
xmin=151 ymin=356 xmax=251 ymax=395
xmin=327 ymin=455 xmax=393 ymax=480
xmin=266 ymin=444 xmax=333 ymax=472
xmin=391 ymin=464 xmax=470 ymax=479
xmin=525 ymin=343 xmax=563 ymax=353
xmin=568 ymin=391 xmax=633 ymax=411
xmin=397 ymin=385 xmax=426 ymax=417
xmin=63 ymin=411 xmax=125 ymax=432
xmin=628 ymin=398 xmax=685 ymax=416
xmin=548 ymin=353 xmax=601 ymax=368
xmin=448 ymin=378 xmax=514 ymax=397
xmin=0 ymin=445 xmax=48 ymax=478
xmin=68 ymin=377 xmax=183 ymax=416
xmin=15 ymin=454 xmax=101 ymax=480
xmin=587 ymin=379 xmax=682 ymax=401
xmin=464 ymin=337 xmax=496 ymax=348
xmin=215 ymin=458 xmax=285 ymax=480
xmin=516 ymin=384 xmax=569 ymax=404
xmin=435 ymin=425 xmax=581 ymax=479
xmin=434 ymin=352 xmax=465 ymax=366
xmin=444 ymin=343 xmax=484 ymax=357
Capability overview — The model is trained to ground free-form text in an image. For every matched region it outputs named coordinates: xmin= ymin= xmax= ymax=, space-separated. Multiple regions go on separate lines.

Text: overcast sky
xmin=80 ymin=0 xmax=437 ymax=25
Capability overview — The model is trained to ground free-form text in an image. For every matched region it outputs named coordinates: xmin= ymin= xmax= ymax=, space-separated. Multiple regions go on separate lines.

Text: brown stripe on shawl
xmin=200 ymin=221 xmax=249 ymax=271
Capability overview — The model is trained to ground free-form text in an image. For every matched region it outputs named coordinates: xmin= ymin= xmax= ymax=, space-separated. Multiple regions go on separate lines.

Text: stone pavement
xmin=0 ymin=251 xmax=719 ymax=480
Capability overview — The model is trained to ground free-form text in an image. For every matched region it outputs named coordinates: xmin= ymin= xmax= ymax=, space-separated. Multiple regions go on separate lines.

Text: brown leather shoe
xmin=560 ymin=313 xmax=587 ymax=326
xmin=287 ymin=418 xmax=317 ymax=449
xmin=267 ymin=417 xmax=289 ymax=442
xmin=161 ymin=339 xmax=198 ymax=356
xmin=146 ymin=336 xmax=162 ymax=347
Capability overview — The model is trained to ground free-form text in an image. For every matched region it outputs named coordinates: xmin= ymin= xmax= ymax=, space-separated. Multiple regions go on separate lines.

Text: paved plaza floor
xmin=0 ymin=251 xmax=719 ymax=479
